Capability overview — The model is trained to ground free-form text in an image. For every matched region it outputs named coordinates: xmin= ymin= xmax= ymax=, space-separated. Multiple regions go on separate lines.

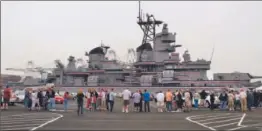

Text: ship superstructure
xmin=6 ymin=2 xmax=262 ymax=88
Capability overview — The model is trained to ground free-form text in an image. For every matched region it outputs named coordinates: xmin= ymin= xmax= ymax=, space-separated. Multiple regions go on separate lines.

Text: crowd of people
xmin=1 ymin=85 xmax=262 ymax=115
xmin=74 ymin=87 xmax=262 ymax=114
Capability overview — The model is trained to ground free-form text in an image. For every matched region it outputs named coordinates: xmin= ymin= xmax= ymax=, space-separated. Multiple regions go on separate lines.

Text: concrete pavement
xmin=1 ymin=101 xmax=262 ymax=131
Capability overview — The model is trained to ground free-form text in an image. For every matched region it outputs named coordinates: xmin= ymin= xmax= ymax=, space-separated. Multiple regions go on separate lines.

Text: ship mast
xmin=137 ymin=1 xmax=163 ymax=62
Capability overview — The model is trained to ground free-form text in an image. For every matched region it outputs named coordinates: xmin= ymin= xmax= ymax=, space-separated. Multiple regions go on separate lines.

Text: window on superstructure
xmin=218 ymin=76 xmax=224 ymax=80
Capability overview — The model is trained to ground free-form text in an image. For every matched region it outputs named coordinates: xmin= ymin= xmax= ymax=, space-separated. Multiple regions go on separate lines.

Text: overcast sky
xmin=1 ymin=1 xmax=262 ymax=79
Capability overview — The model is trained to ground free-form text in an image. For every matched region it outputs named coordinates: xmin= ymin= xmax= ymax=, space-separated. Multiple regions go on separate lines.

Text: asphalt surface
xmin=1 ymin=101 xmax=262 ymax=131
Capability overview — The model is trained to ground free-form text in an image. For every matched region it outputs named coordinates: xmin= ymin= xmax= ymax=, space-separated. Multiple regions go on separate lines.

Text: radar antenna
xmin=137 ymin=1 xmax=163 ymax=62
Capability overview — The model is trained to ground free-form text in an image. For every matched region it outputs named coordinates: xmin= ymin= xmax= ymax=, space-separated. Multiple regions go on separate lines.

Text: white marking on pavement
xmin=30 ymin=113 xmax=63 ymax=131
xmin=186 ymin=116 xmax=216 ymax=131
xmin=202 ymin=117 xmax=241 ymax=125
xmin=1 ymin=113 xmax=42 ymax=118
xmin=1 ymin=119 xmax=53 ymax=124
xmin=238 ymin=113 xmax=246 ymax=126
xmin=185 ymin=113 xmax=251 ymax=131
xmin=1 ymin=112 xmax=63 ymax=131
xmin=228 ymin=125 xmax=247 ymax=131
xmin=212 ymin=122 xmax=239 ymax=128
xmin=2 ymin=127 xmax=32 ymax=131
xmin=198 ymin=115 xmax=242 ymax=122
xmin=2 ymin=116 xmax=57 ymax=120
xmin=190 ymin=113 xmax=232 ymax=120
xmin=81 ymin=119 xmax=186 ymax=122
xmin=2 ymin=124 xmax=41 ymax=128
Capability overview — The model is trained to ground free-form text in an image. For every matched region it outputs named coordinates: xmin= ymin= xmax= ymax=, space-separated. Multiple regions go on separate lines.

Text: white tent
xmin=255 ymin=86 xmax=262 ymax=91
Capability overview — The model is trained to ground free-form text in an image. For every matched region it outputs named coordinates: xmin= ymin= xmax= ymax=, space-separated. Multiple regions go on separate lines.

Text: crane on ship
xmin=5 ymin=61 xmax=54 ymax=82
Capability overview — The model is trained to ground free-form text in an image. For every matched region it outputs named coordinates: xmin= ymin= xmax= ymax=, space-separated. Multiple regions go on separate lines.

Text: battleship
xmin=4 ymin=2 xmax=262 ymax=90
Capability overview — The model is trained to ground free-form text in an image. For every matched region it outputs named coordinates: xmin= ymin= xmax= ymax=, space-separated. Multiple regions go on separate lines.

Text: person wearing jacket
xmin=37 ymin=89 xmax=44 ymax=108
xmin=200 ymin=90 xmax=207 ymax=107
xmin=259 ymin=91 xmax=262 ymax=107
xmin=246 ymin=90 xmax=253 ymax=111
xmin=76 ymin=89 xmax=86 ymax=115
xmin=176 ymin=91 xmax=183 ymax=112
xmin=210 ymin=92 xmax=215 ymax=110
xmin=219 ymin=91 xmax=228 ymax=110
xmin=253 ymin=91 xmax=259 ymax=108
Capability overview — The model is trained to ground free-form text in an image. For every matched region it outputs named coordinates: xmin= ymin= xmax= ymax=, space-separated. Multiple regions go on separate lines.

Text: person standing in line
xmin=176 ymin=91 xmax=183 ymax=112
xmin=91 ymin=88 xmax=98 ymax=111
xmin=156 ymin=90 xmax=165 ymax=112
xmin=200 ymin=90 xmax=207 ymax=107
xmin=76 ymin=89 xmax=86 ymax=116
xmin=132 ymin=90 xmax=141 ymax=112
xmin=48 ymin=87 xmax=56 ymax=111
xmin=31 ymin=90 xmax=40 ymax=111
xmin=210 ymin=92 xmax=215 ymax=110
xmin=139 ymin=90 xmax=143 ymax=112
xmin=259 ymin=90 xmax=262 ymax=107
xmin=228 ymin=90 xmax=235 ymax=111
xmin=108 ymin=88 xmax=116 ymax=112
xmin=219 ymin=90 xmax=228 ymax=110
xmin=43 ymin=88 xmax=50 ymax=110
xmin=96 ymin=88 xmax=102 ymax=111
xmin=24 ymin=88 xmax=30 ymax=108
xmin=0 ymin=89 xmax=3 ymax=109
xmin=105 ymin=89 xmax=109 ymax=111
xmin=101 ymin=89 xmax=106 ymax=111
xmin=86 ymin=88 xmax=91 ymax=110
xmin=3 ymin=85 xmax=11 ymax=110
xmin=253 ymin=90 xmax=259 ymax=108
xmin=240 ymin=89 xmax=247 ymax=112
xmin=234 ymin=91 xmax=241 ymax=111
xmin=143 ymin=89 xmax=151 ymax=112
xmin=90 ymin=92 xmax=97 ymax=112
xmin=184 ymin=90 xmax=192 ymax=112
xmin=165 ymin=89 xmax=173 ymax=112
xmin=172 ymin=91 xmax=178 ymax=111
xmin=38 ymin=89 xmax=44 ymax=108
xmin=122 ymin=88 xmax=131 ymax=113
xmin=194 ymin=91 xmax=200 ymax=109
xmin=27 ymin=89 xmax=33 ymax=111
xmin=247 ymin=90 xmax=253 ymax=111
xmin=63 ymin=91 xmax=69 ymax=112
